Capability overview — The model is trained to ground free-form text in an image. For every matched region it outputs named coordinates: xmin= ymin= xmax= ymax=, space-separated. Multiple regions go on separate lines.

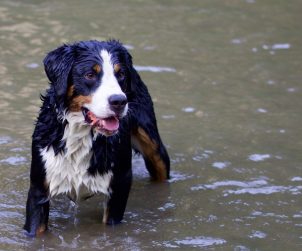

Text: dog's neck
xmin=62 ymin=112 xmax=92 ymax=162
xmin=41 ymin=111 xmax=112 ymax=199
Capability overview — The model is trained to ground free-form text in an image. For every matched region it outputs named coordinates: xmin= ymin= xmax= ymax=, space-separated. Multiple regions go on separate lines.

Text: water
xmin=1 ymin=0 xmax=302 ymax=250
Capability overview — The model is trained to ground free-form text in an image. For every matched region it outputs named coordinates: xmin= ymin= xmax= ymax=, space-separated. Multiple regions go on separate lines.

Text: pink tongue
xmin=101 ymin=117 xmax=119 ymax=131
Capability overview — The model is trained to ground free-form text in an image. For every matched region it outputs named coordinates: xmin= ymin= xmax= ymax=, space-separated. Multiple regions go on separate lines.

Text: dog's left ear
xmin=43 ymin=44 xmax=74 ymax=97
xmin=128 ymin=66 xmax=138 ymax=97
xmin=124 ymin=51 xmax=137 ymax=99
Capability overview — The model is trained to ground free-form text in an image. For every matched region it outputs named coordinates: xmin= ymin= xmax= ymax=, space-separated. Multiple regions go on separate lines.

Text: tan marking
xmin=67 ymin=85 xmax=74 ymax=98
xmin=69 ymin=95 xmax=92 ymax=112
xmin=102 ymin=204 xmax=109 ymax=224
xmin=36 ymin=224 xmax=46 ymax=236
xmin=43 ymin=179 xmax=49 ymax=190
xmin=132 ymin=127 xmax=167 ymax=181
xmin=93 ymin=64 xmax=101 ymax=73
xmin=114 ymin=63 xmax=121 ymax=73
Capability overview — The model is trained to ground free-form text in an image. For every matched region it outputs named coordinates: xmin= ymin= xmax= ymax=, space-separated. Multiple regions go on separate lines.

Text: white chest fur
xmin=40 ymin=112 xmax=112 ymax=201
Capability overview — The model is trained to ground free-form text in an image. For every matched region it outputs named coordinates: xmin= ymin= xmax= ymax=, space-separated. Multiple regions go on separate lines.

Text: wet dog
xmin=24 ymin=40 xmax=170 ymax=236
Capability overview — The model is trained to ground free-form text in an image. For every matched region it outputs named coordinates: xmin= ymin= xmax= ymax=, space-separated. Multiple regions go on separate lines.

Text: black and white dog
xmin=24 ymin=40 xmax=170 ymax=236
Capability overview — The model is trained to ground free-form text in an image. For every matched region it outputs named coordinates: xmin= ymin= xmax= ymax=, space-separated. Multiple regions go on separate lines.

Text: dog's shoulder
xmin=32 ymin=89 xmax=66 ymax=153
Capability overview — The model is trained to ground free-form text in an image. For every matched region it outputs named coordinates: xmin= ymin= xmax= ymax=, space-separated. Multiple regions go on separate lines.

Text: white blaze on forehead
xmin=84 ymin=50 xmax=127 ymax=118
xmin=101 ymin=50 xmax=118 ymax=86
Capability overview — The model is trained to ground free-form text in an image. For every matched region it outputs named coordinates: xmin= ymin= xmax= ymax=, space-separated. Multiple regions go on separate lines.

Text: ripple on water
xmin=182 ymin=107 xmax=195 ymax=113
xmin=10 ymin=147 xmax=26 ymax=152
xmin=231 ymin=38 xmax=245 ymax=44
xmin=160 ymin=236 xmax=226 ymax=248
xmin=192 ymin=149 xmax=214 ymax=162
xmin=226 ymin=185 xmax=299 ymax=196
xmin=262 ymin=43 xmax=291 ymax=50
xmin=212 ymin=161 xmax=231 ymax=169
xmin=25 ymin=62 xmax=39 ymax=69
xmin=291 ymin=177 xmax=302 ymax=182
xmin=249 ymin=230 xmax=267 ymax=239
xmin=251 ymin=211 xmax=288 ymax=219
xmin=0 ymin=136 xmax=12 ymax=145
xmin=132 ymin=157 xmax=149 ymax=178
xmin=234 ymin=245 xmax=250 ymax=251
xmin=161 ymin=114 xmax=175 ymax=120
xmin=132 ymin=155 xmax=192 ymax=183
xmin=158 ymin=202 xmax=175 ymax=211
xmin=191 ymin=179 xmax=268 ymax=191
xmin=0 ymin=156 xmax=27 ymax=166
xmin=191 ymin=178 xmax=302 ymax=196
xmin=168 ymin=171 xmax=194 ymax=183
xmin=271 ymin=43 xmax=291 ymax=50
xmin=248 ymin=154 xmax=271 ymax=162
xmin=257 ymin=108 xmax=268 ymax=113
xmin=171 ymin=153 xmax=186 ymax=164
xmin=134 ymin=65 xmax=176 ymax=73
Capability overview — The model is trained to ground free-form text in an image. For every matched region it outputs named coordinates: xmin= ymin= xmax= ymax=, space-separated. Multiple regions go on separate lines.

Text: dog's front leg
xmin=103 ymin=168 xmax=132 ymax=225
xmin=24 ymin=185 xmax=49 ymax=237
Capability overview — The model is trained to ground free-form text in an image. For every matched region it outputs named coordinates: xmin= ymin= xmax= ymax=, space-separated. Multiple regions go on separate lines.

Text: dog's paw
xmin=106 ymin=217 xmax=123 ymax=225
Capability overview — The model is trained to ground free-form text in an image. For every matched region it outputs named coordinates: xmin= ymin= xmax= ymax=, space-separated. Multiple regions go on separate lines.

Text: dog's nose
xmin=108 ymin=94 xmax=127 ymax=114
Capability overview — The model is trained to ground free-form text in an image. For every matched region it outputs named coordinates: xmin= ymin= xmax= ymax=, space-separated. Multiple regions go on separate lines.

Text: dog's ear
xmin=124 ymin=51 xmax=137 ymax=98
xmin=43 ymin=44 xmax=74 ymax=97
xmin=129 ymin=66 xmax=138 ymax=96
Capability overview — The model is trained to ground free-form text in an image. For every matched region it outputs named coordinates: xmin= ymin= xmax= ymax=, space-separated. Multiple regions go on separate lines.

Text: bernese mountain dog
xmin=24 ymin=40 xmax=170 ymax=237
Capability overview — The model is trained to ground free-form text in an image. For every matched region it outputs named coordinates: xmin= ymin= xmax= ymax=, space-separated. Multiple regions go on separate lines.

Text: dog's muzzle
xmin=82 ymin=95 xmax=128 ymax=136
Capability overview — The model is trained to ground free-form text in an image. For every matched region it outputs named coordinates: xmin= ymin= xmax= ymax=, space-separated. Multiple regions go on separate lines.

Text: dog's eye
xmin=117 ymin=71 xmax=125 ymax=81
xmin=84 ymin=72 xmax=96 ymax=80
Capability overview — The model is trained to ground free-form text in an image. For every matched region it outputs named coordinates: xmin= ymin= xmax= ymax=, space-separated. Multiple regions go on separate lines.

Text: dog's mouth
xmin=82 ymin=107 xmax=119 ymax=136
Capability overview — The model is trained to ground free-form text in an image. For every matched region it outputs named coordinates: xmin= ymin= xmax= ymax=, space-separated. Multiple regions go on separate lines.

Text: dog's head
xmin=44 ymin=40 xmax=135 ymax=136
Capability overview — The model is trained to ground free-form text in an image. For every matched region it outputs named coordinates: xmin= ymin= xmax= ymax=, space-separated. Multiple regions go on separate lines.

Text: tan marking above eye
xmin=114 ymin=63 xmax=121 ymax=73
xmin=93 ymin=64 xmax=102 ymax=73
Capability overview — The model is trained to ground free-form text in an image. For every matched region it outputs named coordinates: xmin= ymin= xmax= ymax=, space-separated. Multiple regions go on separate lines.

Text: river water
xmin=1 ymin=0 xmax=302 ymax=250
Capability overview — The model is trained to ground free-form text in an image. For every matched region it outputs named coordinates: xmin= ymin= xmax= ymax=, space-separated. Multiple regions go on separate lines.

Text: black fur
xmin=24 ymin=40 xmax=170 ymax=236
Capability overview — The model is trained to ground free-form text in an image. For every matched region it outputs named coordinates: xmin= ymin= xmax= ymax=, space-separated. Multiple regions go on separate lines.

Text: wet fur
xmin=24 ymin=40 xmax=170 ymax=236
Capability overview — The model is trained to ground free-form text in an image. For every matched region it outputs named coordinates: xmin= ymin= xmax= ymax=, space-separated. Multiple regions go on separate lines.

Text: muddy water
xmin=1 ymin=0 xmax=302 ymax=250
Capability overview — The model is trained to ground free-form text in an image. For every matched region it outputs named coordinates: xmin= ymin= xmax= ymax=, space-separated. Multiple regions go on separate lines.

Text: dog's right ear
xmin=43 ymin=44 xmax=74 ymax=97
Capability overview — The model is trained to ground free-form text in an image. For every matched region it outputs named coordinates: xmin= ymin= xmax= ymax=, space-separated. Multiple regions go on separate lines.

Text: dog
xmin=24 ymin=40 xmax=170 ymax=237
